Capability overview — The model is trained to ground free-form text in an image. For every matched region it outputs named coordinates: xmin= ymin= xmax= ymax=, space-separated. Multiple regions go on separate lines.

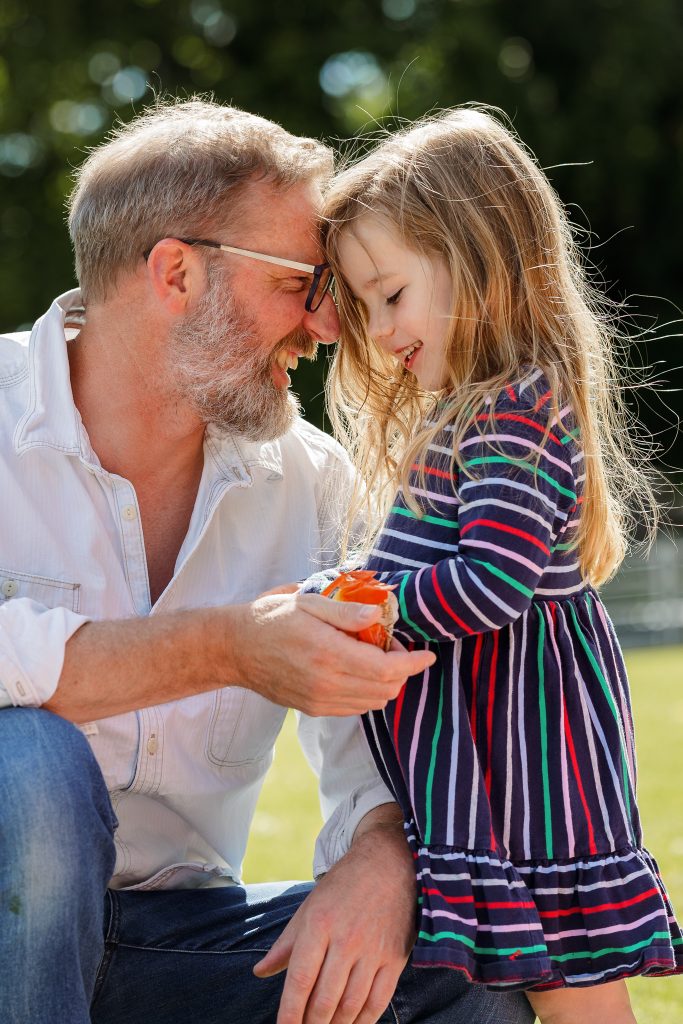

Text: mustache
xmin=274 ymin=329 xmax=319 ymax=362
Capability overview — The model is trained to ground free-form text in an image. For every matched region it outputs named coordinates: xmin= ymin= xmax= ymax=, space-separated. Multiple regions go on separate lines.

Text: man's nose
xmin=302 ymin=291 xmax=339 ymax=344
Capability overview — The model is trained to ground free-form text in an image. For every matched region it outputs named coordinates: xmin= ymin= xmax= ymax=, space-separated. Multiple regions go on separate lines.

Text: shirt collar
xmin=13 ymin=290 xmax=285 ymax=482
xmin=13 ymin=289 xmax=84 ymax=456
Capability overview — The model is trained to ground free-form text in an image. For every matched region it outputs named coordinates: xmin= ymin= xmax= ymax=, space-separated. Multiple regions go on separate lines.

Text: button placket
xmin=111 ymin=480 xmax=151 ymax=615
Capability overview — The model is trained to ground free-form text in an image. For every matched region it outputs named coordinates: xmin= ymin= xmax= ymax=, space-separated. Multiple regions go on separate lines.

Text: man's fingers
xmin=351 ymin=964 xmax=400 ymax=1024
xmin=325 ymin=959 xmax=375 ymax=1024
xmin=298 ymin=593 xmax=382 ymax=631
xmin=298 ymin=947 xmax=353 ymax=1024
xmin=276 ymin=933 xmax=328 ymax=1024
xmin=253 ymin=922 xmax=297 ymax=978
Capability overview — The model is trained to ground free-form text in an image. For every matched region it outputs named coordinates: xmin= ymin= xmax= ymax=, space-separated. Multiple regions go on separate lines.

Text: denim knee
xmin=0 ymin=707 xmax=116 ymax=897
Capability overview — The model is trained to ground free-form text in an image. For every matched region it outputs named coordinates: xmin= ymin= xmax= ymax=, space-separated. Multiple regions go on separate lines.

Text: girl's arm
xmin=365 ymin=388 xmax=580 ymax=643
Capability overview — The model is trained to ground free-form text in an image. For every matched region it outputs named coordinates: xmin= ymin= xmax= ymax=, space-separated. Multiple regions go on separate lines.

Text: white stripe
xmin=460 ymin=476 xmax=558 ymax=514
xmin=503 ymin=625 xmax=515 ymax=857
xmin=543 ymin=908 xmax=665 ymax=943
xmin=518 ymin=614 xmax=531 ymax=859
xmin=380 ymin=526 xmax=458 ymax=552
xmin=516 ymin=851 xmax=641 ymax=876
xmin=463 ymin=562 xmax=518 ymax=623
xmin=543 ymin=561 xmax=581 ymax=574
xmin=460 ymin=496 xmax=552 ymax=531
xmin=409 ymin=485 xmax=460 ymax=507
xmin=460 ymin=433 xmax=573 ymax=476
xmin=448 ymin=560 xmax=499 ymax=631
xmin=535 ymin=581 xmax=585 ymax=596
xmin=532 ymin=866 xmax=653 ymax=896
xmin=370 ymin=548 xmax=428 ymax=569
xmin=546 ymin=602 xmax=575 ymax=858
xmin=446 ymin=652 xmax=461 ymax=845
xmin=464 ymin=538 xmax=545 ymax=576
xmin=416 ymin=567 xmax=457 ymax=641
xmin=408 ymin=663 xmax=431 ymax=816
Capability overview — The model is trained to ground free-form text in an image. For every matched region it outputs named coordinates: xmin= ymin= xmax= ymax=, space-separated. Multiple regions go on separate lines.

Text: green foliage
xmin=1 ymin=0 xmax=681 ymax=459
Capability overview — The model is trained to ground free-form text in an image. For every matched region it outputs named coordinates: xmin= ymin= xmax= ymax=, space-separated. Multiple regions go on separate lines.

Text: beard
xmin=168 ymin=265 xmax=317 ymax=442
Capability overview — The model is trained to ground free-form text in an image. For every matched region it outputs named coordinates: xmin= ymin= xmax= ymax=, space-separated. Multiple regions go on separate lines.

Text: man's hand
xmin=233 ymin=593 xmax=435 ymax=716
xmin=253 ymin=804 xmax=416 ymax=1024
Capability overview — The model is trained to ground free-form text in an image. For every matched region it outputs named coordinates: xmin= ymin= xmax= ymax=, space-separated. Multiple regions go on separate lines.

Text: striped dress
xmin=307 ymin=370 xmax=683 ymax=989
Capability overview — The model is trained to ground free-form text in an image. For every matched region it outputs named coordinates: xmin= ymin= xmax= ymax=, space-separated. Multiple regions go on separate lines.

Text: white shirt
xmin=0 ymin=290 xmax=393 ymax=890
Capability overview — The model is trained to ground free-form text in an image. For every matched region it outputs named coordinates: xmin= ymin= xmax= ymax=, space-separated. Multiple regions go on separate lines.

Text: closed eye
xmin=387 ymin=288 xmax=404 ymax=305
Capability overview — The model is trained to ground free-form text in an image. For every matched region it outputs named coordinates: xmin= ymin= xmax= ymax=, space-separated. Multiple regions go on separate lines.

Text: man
xmin=0 ymin=99 xmax=533 ymax=1024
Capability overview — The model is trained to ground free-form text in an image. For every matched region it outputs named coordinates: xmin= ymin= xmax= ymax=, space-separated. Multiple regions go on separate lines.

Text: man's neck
xmin=67 ymin=299 xmax=206 ymax=487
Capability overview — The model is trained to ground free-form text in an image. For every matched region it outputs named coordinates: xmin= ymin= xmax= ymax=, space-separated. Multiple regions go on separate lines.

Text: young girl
xmin=302 ymin=108 xmax=682 ymax=1021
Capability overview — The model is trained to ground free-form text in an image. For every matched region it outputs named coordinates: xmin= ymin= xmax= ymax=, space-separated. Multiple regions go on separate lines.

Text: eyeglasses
xmin=146 ymin=237 xmax=334 ymax=313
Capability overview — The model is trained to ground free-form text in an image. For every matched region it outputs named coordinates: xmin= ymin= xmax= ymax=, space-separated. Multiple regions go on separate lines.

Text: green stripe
xmin=551 ymin=931 xmax=672 ymax=963
xmin=561 ymin=427 xmax=581 ymax=445
xmin=551 ymin=541 xmax=576 ymax=552
xmin=470 ymin=558 xmax=534 ymax=600
xmin=464 ymin=456 xmax=576 ymax=500
xmin=567 ymin=601 xmax=633 ymax=833
xmin=398 ymin=574 xmax=432 ymax=642
xmin=391 ymin=506 xmax=458 ymax=528
xmin=424 ymin=671 xmax=445 ymax=845
xmin=673 ymin=937 xmax=683 ymax=946
xmin=537 ymin=609 xmax=553 ymax=858
xmin=418 ymin=931 xmax=547 ymax=956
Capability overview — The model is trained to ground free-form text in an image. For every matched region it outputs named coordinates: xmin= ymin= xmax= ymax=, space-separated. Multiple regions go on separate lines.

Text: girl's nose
xmin=369 ymin=310 xmax=395 ymax=345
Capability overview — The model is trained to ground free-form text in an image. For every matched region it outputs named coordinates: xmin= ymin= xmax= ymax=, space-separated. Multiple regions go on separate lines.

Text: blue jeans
xmin=0 ymin=709 xmax=535 ymax=1024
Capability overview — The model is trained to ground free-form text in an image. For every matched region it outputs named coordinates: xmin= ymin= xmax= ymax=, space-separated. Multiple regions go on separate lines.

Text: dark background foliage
xmin=1 ymin=0 xmax=681 ymax=475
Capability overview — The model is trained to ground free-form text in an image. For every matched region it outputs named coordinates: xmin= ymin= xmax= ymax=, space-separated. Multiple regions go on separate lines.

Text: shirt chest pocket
xmin=206 ymin=687 xmax=287 ymax=766
xmin=0 ymin=568 xmax=81 ymax=612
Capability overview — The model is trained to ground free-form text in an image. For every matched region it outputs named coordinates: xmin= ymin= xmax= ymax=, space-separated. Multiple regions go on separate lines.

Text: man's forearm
xmin=42 ymin=595 xmax=436 ymax=725
xmin=44 ymin=607 xmax=234 ymax=723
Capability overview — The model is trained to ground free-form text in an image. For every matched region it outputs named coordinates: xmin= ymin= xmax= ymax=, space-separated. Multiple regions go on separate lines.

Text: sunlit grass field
xmin=243 ymin=646 xmax=683 ymax=1021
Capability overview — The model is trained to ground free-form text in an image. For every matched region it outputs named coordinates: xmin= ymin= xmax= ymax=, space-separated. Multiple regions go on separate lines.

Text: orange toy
xmin=321 ymin=570 xmax=398 ymax=651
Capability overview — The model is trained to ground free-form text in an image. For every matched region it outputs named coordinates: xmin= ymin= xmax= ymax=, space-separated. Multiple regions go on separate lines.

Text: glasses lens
xmin=306 ymin=266 xmax=334 ymax=313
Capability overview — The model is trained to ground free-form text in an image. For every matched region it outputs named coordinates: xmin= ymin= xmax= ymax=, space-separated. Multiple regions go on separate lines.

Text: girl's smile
xmin=337 ymin=216 xmax=453 ymax=391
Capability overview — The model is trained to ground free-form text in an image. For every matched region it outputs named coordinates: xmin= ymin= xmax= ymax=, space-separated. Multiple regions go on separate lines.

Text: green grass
xmin=242 ymin=646 xmax=683 ymax=1021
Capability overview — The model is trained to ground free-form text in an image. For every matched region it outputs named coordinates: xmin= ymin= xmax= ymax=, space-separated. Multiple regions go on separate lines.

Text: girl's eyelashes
xmin=386 ymin=287 xmax=404 ymax=305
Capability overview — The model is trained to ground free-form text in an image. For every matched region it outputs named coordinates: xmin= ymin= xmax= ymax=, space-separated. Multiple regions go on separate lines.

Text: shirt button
xmin=1 ymin=580 xmax=19 ymax=598
xmin=147 ymin=734 xmax=158 ymax=755
xmin=121 ymin=504 xmax=137 ymax=521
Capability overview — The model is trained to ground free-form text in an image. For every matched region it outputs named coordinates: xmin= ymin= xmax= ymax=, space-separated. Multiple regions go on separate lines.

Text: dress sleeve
xmin=370 ymin=387 xmax=579 ymax=642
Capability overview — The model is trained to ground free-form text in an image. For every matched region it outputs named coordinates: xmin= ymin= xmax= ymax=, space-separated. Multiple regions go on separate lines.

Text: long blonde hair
xmin=322 ymin=106 xmax=658 ymax=586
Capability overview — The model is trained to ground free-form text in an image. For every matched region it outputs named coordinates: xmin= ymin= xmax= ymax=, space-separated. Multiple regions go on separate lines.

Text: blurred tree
xmin=0 ymin=0 xmax=681 ymax=467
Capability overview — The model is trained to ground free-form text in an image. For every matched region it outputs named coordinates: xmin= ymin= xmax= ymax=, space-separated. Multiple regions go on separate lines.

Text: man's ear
xmin=145 ymin=239 xmax=206 ymax=315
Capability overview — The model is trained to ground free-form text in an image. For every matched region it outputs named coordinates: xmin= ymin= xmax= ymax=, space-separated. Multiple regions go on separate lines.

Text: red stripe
xmin=476 ymin=900 xmax=537 ymax=910
xmin=411 ymin=463 xmax=455 ymax=480
xmin=431 ymin=564 xmax=475 ymax=635
xmin=475 ymin=412 xmax=563 ymax=446
xmin=537 ymin=888 xmax=659 ymax=918
xmin=460 ymin=518 xmax=550 ymax=555
xmin=506 ymin=385 xmax=517 ymax=402
xmin=534 ymin=389 xmax=552 ymax=412
xmin=393 ymin=683 xmax=406 ymax=750
xmin=485 ymin=631 xmax=498 ymax=796
xmin=562 ymin=695 xmax=597 ymax=854
xmin=422 ymin=889 xmax=537 ymax=911
xmin=470 ymin=633 xmax=483 ymax=742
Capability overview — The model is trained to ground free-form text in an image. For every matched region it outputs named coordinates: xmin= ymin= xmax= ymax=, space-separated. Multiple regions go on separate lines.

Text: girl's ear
xmin=145 ymin=239 xmax=207 ymax=315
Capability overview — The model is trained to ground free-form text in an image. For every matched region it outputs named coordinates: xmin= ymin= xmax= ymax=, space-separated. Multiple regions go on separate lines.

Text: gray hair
xmin=67 ymin=97 xmax=334 ymax=302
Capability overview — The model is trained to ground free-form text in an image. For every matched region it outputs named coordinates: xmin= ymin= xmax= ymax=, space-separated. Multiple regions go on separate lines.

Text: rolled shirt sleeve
xmin=0 ymin=598 xmax=90 ymax=707
xmin=296 ymin=711 xmax=396 ymax=877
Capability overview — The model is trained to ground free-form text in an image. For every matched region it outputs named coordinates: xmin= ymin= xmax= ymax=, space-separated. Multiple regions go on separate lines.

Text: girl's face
xmin=337 ymin=215 xmax=453 ymax=391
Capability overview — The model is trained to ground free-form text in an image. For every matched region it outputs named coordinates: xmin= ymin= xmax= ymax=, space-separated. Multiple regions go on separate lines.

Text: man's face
xmin=169 ymin=180 xmax=339 ymax=441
